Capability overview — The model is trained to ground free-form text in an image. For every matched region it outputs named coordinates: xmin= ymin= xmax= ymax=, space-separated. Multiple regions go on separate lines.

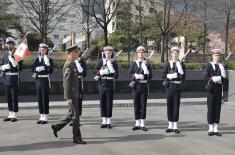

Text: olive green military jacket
xmin=63 ymin=58 xmax=81 ymax=100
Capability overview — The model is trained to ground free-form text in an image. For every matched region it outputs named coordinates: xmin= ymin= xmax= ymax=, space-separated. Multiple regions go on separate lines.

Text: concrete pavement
xmin=0 ymin=104 xmax=235 ymax=155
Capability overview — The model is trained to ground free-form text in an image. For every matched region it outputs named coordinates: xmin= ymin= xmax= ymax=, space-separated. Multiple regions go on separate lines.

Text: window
xmin=54 ymin=34 xmax=59 ymax=39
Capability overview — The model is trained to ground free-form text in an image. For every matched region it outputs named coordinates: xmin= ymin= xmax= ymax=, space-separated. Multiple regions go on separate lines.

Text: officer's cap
xmin=6 ymin=37 xmax=16 ymax=44
xmin=136 ymin=46 xmax=146 ymax=52
xmin=66 ymin=45 xmax=81 ymax=53
xmin=103 ymin=46 xmax=113 ymax=52
xmin=211 ymin=48 xmax=222 ymax=55
xmin=39 ymin=43 xmax=49 ymax=48
xmin=171 ymin=46 xmax=180 ymax=53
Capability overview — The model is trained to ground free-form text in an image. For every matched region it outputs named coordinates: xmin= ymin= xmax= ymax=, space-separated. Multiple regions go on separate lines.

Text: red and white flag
xmin=14 ymin=37 xmax=30 ymax=62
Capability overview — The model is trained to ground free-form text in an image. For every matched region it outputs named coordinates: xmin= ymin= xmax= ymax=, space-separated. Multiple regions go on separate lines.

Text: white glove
xmin=107 ymin=60 xmax=115 ymax=73
xmin=167 ymin=73 xmax=178 ymax=80
xmin=141 ymin=62 xmax=149 ymax=74
xmin=8 ymin=55 xmax=17 ymax=67
xmin=212 ymin=76 xmax=222 ymax=83
xmin=134 ymin=73 xmax=144 ymax=80
xmin=75 ymin=59 xmax=83 ymax=73
xmin=43 ymin=55 xmax=50 ymax=66
xmin=0 ymin=64 xmax=11 ymax=71
xmin=35 ymin=66 xmax=45 ymax=72
xmin=176 ymin=61 xmax=184 ymax=75
xmin=100 ymin=68 xmax=109 ymax=76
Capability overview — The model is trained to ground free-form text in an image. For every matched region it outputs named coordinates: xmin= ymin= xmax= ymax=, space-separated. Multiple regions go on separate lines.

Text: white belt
xmin=78 ymin=76 xmax=82 ymax=79
xmin=101 ymin=77 xmax=114 ymax=80
xmin=138 ymin=80 xmax=148 ymax=83
xmin=37 ymin=74 xmax=51 ymax=88
xmin=37 ymin=75 xmax=49 ymax=78
xmin=5 ymin=72 xmax=19 ymax=76
xmin=170 ymin=81 xmax=182 ymax=84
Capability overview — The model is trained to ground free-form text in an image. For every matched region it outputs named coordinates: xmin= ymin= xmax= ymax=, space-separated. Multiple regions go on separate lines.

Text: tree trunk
xmin=165 ymin=33 xmax=169 ymax=61
xmin=225 ymin=0 xmax=231 ymax=57
xmin=104 ymin=27 xmax=109 ymax=46
xmin=161 ymin=33 xmax=165 ymax=63
xmin=202 ymin=0 xmax=208 ymax=63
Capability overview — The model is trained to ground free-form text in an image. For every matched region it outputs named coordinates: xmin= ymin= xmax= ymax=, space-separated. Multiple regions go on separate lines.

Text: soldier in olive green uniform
xmin=51 ymin=45 xmax=86 ymax=144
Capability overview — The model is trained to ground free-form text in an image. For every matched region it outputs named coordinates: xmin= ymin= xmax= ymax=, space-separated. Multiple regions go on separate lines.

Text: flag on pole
xmin=14 ymin=37 xmax=30 ymax=62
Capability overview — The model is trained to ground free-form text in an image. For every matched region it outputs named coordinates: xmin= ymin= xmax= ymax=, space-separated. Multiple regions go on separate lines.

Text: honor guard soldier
xmin=51 ymin=45 xmax=86 ymax=144
xmin=0 ymin=37 xmax=22 ymax=122
xmin=129 ymin=46 xmax=152 ymax=131
xmin=162 ymin=47 xmax=185 ymax=134
xmin=205 ymin=48 xmax=226 ymax=137
xmin=32 ymin=43 xmax=54 ymax=124
xmin=95 ymin=46 xmax=119 ymax=129
xmin=69 ymin=47 xmax=87 ymax=127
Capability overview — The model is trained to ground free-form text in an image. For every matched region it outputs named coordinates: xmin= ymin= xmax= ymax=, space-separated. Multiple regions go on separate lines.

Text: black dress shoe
xmin=37 ymin=120 xmax=42 ymax=124
xmin=214 ymin=132 xmax=222 ymax=137
xmin=141 ymin=127 xmax=148 ymax=131
xmin=3 ymin=118 xmax=11 ymax=122
xmin=208 ymin=131 xmax=214 ymax=136
xmin=132 ymin=126 xmax=140 ymax=130
xmin=100 ymin=124 xmax=107 ymax=128
xmin=107 ymin=124 xmax=112 ymax=129
xmin=173 ymin=129 xmax=180 ymax=134
xmin=51 ymin=125 xmax=58 ymax=137
xmin=41 ymin=121 xmax=48 ymax=124
xmin=73 ymin=139 xmax=86 ymax=144
xmin=165 ymin=128 xmax=173 ymax=133
xmin=11 ymin=118 xmax=17 ymax=122
xmin=69 ymin=123 xmax=73 ymax=126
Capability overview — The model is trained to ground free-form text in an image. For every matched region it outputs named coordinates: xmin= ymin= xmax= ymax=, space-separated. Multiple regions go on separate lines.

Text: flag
xmin=14 ymin=37 xmax=30 ymax=62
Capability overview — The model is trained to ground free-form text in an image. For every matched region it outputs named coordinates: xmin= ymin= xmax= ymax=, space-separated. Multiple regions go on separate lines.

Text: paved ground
xmin=0 ymin=104 xmax=235 ymax=155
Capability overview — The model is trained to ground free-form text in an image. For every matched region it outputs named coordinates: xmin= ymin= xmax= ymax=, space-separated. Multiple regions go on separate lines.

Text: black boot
xmin=73 ymin=139 xmax=86 ymax=144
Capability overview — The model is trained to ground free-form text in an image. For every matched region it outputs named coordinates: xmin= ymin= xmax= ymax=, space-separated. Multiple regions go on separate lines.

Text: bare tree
xmin=78 ymin=0 xmax=121 ymax=45
xmin=14 ymin=0 xmax=72 ymax=43
xmin=147 ymin=0 xmax=187 ymax=62
xmin=224 ymin=0 xmax=232 ymax=56
xmin=202 ymin=0 xmax=208 ymax=63
xmin=126 ymin=0 xmax=144 ymax=45
xmin=73 ymin=0 xmax=98 ymax=48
